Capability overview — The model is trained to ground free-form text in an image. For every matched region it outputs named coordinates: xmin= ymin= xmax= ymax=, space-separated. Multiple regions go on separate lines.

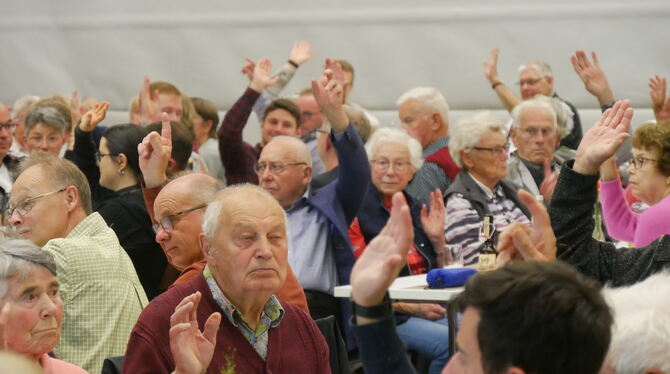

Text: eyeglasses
xmin=370 ymin=159 xmax=413 ymax=173
xmin=516 ymin=78 xmax=544 ymax=87
xmin=301 ymin=111 xmax=315 ymax=119
xmin=631 ymin=156 xmax=658 ymax=169
xmin=6 ymin=188 xmax=67 ymax=220
xmin=518 ymin=127 xmax=556 ymax=137
xmin=152 ymin=205 xmax=207 ymax=234
xmin=96 ymin=153 xmax=118 ymax=162
xmin=0 ymin=123 xmax=16 ymax=132
xmin=472 ymin=144 xmax=510 ymax=157
xmin=254 ymin=161 xmax=307 ymax=175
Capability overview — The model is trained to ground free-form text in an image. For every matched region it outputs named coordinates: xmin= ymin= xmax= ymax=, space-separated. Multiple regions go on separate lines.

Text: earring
xmin=118 ymin=169 xmax=125 ymax=175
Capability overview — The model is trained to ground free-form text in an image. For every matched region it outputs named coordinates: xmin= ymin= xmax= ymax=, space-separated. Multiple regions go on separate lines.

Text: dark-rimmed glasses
xmin=152 ymin=205 xmax=207 ymax=234
xmin=631 ymin=156 xmax=658 ymax=169
xmin=472 ymin=144 xmax=510 ymax=157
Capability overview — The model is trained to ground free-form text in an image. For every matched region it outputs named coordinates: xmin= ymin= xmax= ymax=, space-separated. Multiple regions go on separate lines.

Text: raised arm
xmin=74 ymin=101 xmax=111 ymax=204
xmin=139 ymin=76 xmax=160 ymax=125
xmin=350 ymin=192 xmax=417 ymax=374
xmin=570 ymin=50 xmax=615 ymax=108
xmin=649 ymin=75 xmax=670 ymax=123
xmin=311 ymin=58 xmax=349 ymax=133
xmin=420 ymin=189 xmax=446 ymax=267
xmin=483 ymin=48 xmax=521 ymax=112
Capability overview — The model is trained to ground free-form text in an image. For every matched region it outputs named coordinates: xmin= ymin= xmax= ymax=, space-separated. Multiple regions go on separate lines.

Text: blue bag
xmin=426 ymin=268 xmax=478 ymax=288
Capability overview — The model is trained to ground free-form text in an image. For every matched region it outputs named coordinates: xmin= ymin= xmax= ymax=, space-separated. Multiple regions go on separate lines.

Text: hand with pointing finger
xmin=138 ymin=112 xmax=172 ymax=188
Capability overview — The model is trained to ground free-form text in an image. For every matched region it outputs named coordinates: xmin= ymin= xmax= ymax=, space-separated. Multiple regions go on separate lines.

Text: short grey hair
xmin=365 ymin=127 xmax=423 ymax=170
xmin=396 ymin=87 xmax=450 ymax=125
xmin=449 ymin=112 xmax=508 ymax=168
xmin=11 ymin=95 xmax=41 ymax=121
xmin=0 ymin=239 xmax=57 ymax=301
xmin=511 ymin=96 xmax=561 ymax=135
xmin=201 ymin=184 xmax=285 ymax=240
xmin=24 ymin=106 xmax=69 ymax=136
xmin=321 ymin=105 xmax=372 ymax=143
xmin=603 ymin=270 xmax=670 ymax=373
xmin=518 ymin=60 xmax=553 ymax=79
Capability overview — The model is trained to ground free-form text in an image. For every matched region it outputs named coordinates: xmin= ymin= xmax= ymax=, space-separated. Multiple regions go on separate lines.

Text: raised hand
xmin=570 ymin=51 xmax=615 ymax=106
xmin=539 ymin=159 xmax=558 ymax=203
xmin=170 ymin=292 xmax=221 ymax=374
xmin=351 ymin=192 xmax=414 ymax=307
xmin=311 ymin=58 xmax=349 ymax=131
xmin=248 ymin=58 xmax=279 ymax=93
xmin=649 ymin=75 xmax=670 ymax=122
xmin=288 ymin=40 xmax=312 ymax=66
xmin=496 ymin=189 xmax=557 ymax=267
xmin=79 ymin=102 xmax=110 ymax=132
xmin=139 ymin=75 xmax=160 ymax=124
xmin=574 ymin=100 xmax=632 ymax=175
xmin=483 ymin=48 xmax=501 ymax=85
xmin=138 ymin=112 xmax=172 ymax=188
xmin=70 ymin=89 xmax=81 ymax=125
xmin=241 ymin=58 xmax=256 ymax=82
xmin=420 ymin=189 xmax=446 ymax=265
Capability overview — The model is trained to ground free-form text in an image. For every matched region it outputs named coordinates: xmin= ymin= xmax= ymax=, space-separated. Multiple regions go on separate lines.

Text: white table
xmin=334 ymin=273 xmax=465 ymax=355
xmin=334 ymin=274 xmax=463 ymax=302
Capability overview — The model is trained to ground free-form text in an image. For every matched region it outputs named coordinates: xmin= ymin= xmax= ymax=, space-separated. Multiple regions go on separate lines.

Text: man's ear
xmin=166 ymin=158 xmax=178 ymax=174
xmin=199 ymin=233 xmax=212 ymax=260
xmin=303 ymin=165 xmax=313 ymax=184
xmin=545 ymin=75 xmax=554 ymax=86
xmin=64 ymin=185 xmax=79 ymax=212
xmin=432 ymin=113 xmax=443 ymax=130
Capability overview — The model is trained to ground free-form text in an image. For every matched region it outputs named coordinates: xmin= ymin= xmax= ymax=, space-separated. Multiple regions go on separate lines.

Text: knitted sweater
xmin=123 ymin=273 xmax=331 ymax=374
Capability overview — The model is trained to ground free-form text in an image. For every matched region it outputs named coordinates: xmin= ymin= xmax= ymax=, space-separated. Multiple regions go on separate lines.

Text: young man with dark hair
xmin=348 ymin=193 xmax=613 ymax=374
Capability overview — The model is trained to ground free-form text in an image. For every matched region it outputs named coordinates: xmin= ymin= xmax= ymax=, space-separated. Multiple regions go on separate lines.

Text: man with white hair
xmin=483 ymin=48 xmax=583 ymax=149
xmin=506 ymin=96 xmax=573 ymax=203
xmin=124 ymin=185 xmax=330 ymax=373
xmin=398 ymin=87 xmax=460 ymax=202
xmin=256 ymin=60 xmax=370 ymax=328
xmin=601 ymin=271 xmax=670 ymax=374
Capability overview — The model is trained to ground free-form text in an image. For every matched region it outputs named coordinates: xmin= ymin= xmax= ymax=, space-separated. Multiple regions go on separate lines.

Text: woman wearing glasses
xmin=444 ymin=113 xmax=530 ymax=266
xmin=599 ymin=121 xmax=670 ymax=246
xmin=348 ymin=127 xmax=449 ymax=374
xmin=73 ymin=103 xmax=166 ymax=299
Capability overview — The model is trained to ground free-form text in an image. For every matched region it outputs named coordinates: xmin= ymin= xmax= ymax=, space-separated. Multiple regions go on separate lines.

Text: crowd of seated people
xmin=0 ymin=40 xmax=668 ymax=374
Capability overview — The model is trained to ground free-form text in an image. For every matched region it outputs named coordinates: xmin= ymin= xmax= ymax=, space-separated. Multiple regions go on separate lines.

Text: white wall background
xmin=2 ymin=0 xmax=668 ymax=142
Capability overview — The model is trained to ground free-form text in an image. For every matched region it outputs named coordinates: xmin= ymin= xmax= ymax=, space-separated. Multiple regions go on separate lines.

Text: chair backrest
xmin=314 ymin=315 xmax=351 ymax=374
xmin=101 ymin=356 xmax=124 ymax=374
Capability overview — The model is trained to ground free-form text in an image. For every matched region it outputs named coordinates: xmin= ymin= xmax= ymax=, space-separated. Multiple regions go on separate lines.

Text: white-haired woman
xmin=0 ymin=239 xmax=86 ymax=373
xmin=444 ymin=114 xmax=530 ymax=266
xmin=348 ymin=127 xmax=449 ymax=374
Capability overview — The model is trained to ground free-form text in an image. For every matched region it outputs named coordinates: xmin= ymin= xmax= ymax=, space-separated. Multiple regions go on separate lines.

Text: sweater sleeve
xmin=599 ymin=178 xmax=638 ymax=243
xmin=352 ymin=314 xmax=417 ymax=374
xmin=551 ymin=163 xmax=670 ymax=286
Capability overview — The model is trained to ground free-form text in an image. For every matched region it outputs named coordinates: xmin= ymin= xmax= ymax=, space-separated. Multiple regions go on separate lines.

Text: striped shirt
xmin=444 ymin=176 xmax=530 ymax=265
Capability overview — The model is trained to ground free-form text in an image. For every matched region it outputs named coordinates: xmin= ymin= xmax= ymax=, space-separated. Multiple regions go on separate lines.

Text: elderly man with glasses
xmin=6 ymin=153 xmax=147 ymax=374
xmin=136 ymin=119 xmax=308 ymax=312
xmin=255 ymin=60 xmax=370 ymax=339
xmin=483 ymin=48 xmax=584 ymax=149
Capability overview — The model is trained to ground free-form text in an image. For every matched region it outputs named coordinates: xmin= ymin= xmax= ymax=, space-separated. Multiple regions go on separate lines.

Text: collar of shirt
xmin=468 ymin=172 xmax=497 ymax=199
xmin=422 ymin=136 xmax=450 ymax=157
xmin=203 ymin=265 xmax=284 ymax=344
xmin=286 ymin=186 xmax=311 ymax=213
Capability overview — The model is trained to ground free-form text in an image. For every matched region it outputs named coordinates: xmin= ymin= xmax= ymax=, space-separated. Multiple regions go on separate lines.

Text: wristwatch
xmin=351 ymin=293 xmax=392 ymax=319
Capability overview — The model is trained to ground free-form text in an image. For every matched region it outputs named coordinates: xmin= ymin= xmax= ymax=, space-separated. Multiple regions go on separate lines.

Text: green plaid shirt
xmin=45 ymin=212 xmax=148 ymax=373
xmin=203 ymin=265 xmax=284 ymax=360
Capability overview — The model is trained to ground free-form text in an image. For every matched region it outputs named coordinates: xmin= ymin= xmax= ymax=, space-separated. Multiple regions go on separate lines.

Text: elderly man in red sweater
xmin=123 ymin=184 xmax=330 ymax=374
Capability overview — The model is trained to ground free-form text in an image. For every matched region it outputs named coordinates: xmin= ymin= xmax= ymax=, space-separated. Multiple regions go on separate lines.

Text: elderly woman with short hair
xmin=444 ymin=113 xmax=530 ymax=266
xmin=0 ymin=239 xmax=86 ymax=373
xmin=348 ymin=127 xmax=449 ymax=374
